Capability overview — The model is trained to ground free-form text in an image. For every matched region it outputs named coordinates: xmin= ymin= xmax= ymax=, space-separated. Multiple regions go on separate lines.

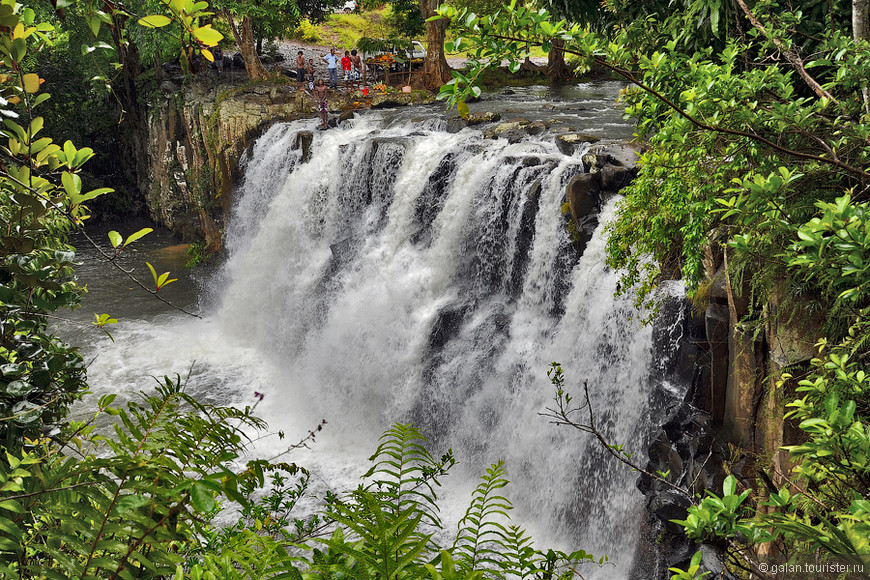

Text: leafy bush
xmin=0 ymin=377 xmax=269 ymax=577
xmin=187 ymin=423 xmax=604 ymax=580
xmin=292 ymin=19 xmax=323 ymax=43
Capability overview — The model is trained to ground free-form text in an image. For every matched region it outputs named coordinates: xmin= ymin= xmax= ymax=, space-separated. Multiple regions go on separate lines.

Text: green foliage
xmin=668 ymin=550 xmax=709 ymax=580
xmin=184 ymin=241 xmax=211 ymax=268
xmin=176 ymin=422 xmax=605 ymax=580
xmin=292 ymin=18 xmax=323 ymax=43
xmin=665 ymin=329 xmax=870 ymax=570
xmin=436 ymin=3 xmax=870 ymax=574
xmin=146 ymin=260 xmax=179 ymax=292
xmin=0 ymin=377 xmax=268 ymax=577
xmin=452 ymin=461 xmax=511 ymax=571
xmin=383 ymin=0 xmax=424 ymax=39
xmin=0 ymin=0 xmax=113 ymax=448
xmin=137 ymin=0 xmax=224 ymax=72
xmin=787 ymin=194 xmax=870 ymax=309
xmin=436 ymin=0 xmax=870 ymax=328
xmin=672 ymin=475 xmax=763 ymax=544
xmin=363 ymin=423 xmax=454 ymax=528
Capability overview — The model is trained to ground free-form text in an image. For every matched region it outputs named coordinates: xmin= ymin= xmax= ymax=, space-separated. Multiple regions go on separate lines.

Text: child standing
xmin=306 ymin=58 xmax=315 ymax=91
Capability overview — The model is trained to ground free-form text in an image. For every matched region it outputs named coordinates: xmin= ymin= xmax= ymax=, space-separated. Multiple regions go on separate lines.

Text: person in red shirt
xmin=341 ymin=51 xmax=352 ymax=90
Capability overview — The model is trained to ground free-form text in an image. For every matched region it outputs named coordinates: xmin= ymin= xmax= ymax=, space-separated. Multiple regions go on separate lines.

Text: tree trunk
xmin=418 ymin=0 xmax=451 ymax=88
xmin=854 ymin=0 xmax=870 ymax=114
xmin=110 ymin=12 xmax=149 ymax=197
xmin=223 ymin=10 xmax=270 ymax=81
xmin=520 ymin=56 xmax=541 ymax=72
xmin=546 ymin=39 xmax=570 ymax=81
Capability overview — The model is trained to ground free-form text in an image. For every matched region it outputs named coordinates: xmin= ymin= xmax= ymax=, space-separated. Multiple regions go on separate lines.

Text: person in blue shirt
xmin=322 ymin=48 xmax=339 ymax=89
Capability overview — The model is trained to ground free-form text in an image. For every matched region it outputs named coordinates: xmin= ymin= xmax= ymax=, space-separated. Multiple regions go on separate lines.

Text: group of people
xmin=295 ymin=47 xmax=365 ymax=129
xmin=297 ymin=48 xmax=363 ymax=90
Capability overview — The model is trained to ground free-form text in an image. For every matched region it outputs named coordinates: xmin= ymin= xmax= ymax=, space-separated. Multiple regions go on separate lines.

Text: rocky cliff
xmin=141 ymin=76 xmax=434 ymax=253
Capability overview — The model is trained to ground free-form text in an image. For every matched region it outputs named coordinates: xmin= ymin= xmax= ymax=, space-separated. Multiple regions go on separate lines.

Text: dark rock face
xmin=338 ymin=110 xmax=355 ymax=123
xmin=629 ymin=294 xmax=742 ymax=580
xmin=293 ymin=131 xmax=314 ymax=164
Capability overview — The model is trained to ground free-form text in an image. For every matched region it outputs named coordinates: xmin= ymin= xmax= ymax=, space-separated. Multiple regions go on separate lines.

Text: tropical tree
xmin=418 ymin=0 xmax=451 ymax=87
xmin=210 ymin=0 xmax=286 ymax=80
xmin=537 ymin=0 xmax=601 ymax=80
xmin=436 ymin=0 xmax=870 ymax=573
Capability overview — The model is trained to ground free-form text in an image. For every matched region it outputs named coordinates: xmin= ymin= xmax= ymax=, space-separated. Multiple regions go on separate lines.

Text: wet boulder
xmin=467 ymin=111 xmax=501 ymax=125
xmin=555 ymin=133 xmax=601 ymax=155
xmin=446 ymin=117 xmax=467 ymax=133
xmin=565 ymin=173 xmax=600 ymax=222
xmin=599 ymin=164 xmax=632 ymax=192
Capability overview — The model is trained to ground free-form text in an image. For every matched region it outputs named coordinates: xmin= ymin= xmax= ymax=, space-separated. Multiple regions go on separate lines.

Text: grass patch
xmin=464 ymin=65 xmax=548 ymax=89
xmin=292 ymin=8 xmax=393 ymax=50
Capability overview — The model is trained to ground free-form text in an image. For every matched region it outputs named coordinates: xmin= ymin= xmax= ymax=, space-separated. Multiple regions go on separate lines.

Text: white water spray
xmin=81 ymin=107 xmax=673 ymax=579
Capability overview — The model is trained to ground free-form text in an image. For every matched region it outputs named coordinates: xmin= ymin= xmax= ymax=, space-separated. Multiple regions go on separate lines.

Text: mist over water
xmin=73 ymin=95 xmax=681 ymax=579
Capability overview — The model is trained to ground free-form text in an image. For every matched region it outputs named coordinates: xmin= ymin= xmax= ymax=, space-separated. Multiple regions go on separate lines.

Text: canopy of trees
xmin=438 ymin=0 xmax=870 ymax=573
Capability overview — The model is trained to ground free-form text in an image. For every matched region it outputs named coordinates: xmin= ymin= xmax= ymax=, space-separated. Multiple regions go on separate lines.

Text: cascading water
xmin=217 ymin=112 xmax=657 ymax=573
xmin=74 ymin=89 xmax=687 ymax=579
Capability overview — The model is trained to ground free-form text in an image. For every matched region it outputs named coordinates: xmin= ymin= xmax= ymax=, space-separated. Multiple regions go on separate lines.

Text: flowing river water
xmin=56 ymin=82 xmax=687 ymax=579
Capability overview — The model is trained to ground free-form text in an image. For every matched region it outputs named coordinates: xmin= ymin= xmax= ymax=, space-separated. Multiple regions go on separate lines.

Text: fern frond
xmin=363 ymin=424 xmax=454 ymax=528
xmin=453 ymin=461 xmax=513 ymax=574
xmin=498 ymin=525 xmax=540 ymax=580
xmin=324 ymin=492 xmax=433 ymax=580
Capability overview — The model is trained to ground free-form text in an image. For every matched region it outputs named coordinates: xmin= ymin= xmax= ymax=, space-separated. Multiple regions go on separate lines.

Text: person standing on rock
xmin=313 ymin=80 xmax=330 ymax=129
xmin=323 ymin=48 xmax=339 ymax=89
xmin=296 ymin=51 xmax=306 ymax=89
xmin=350 ymin=49 xmax=362 ymax=89
xmin=341 ymin=50 xmax=352 ymax=91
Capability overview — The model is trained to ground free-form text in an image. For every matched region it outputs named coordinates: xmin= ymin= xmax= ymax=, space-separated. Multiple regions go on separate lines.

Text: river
xmin=55 ymin=82 xmax=685 ymax=579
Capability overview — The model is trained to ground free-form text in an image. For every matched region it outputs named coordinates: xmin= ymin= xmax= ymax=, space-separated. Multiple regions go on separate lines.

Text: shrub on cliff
xmin=435 ymin=0 xmax=870 ymax=575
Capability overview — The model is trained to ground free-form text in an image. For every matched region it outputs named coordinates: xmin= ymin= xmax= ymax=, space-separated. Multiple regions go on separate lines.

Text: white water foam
xmin=81 ymin=114 xmax=669 ymax=579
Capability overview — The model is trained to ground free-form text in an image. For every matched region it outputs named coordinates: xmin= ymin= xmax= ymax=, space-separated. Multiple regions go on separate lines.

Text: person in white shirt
xmin=322 ymin=48 xmax=340 ymax=89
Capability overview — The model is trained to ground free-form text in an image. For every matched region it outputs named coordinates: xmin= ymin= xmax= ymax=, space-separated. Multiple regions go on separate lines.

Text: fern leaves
xmin=364 ymin=423 xmax=455 ymax=528
xmin=453 ymin=460 xmax=512 ymax=572
xmin=325 ymin=491 xmax=433 ymax=580
xmin=2 ymin=404 xmax=601 ymax=580
xmin=0 ymin=375 xmax=268 ymax=579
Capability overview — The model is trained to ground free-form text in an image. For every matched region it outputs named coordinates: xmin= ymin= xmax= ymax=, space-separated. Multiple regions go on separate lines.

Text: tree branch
xmin=77 ymin=228 xmax=202 ymax=319
xmin=540 ymin=376 xmax=691 ymax=498
xmin=733 ymin=0 xmax=839 ymax=103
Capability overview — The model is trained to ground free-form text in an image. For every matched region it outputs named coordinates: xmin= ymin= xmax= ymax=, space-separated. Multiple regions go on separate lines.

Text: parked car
xmin=341 ymin=0 xmax=357 ymax=12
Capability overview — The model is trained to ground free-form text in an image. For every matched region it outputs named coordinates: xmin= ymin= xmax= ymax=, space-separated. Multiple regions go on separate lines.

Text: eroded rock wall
xmin=141 ymin=77 xmax=434 ymax=253
xmin=142 ymin=80 xmax=314 ymax=253
xmin=638 ymin=244 xmax=826 ymax=578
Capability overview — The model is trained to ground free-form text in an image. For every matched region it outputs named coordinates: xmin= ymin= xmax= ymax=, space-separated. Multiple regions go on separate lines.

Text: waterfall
xmin=71 ymin=96 xmax=681 ymax=578
xmin=208 ymin=114 xmax=663 ymax=577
